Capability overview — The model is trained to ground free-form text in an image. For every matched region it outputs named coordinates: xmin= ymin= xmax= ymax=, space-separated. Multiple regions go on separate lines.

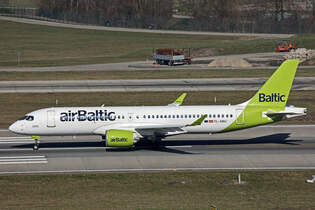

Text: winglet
xmin=169 ymin=93 xmax=187 ymax=106
xmin=188 ymin=114 xmax=207 ymax=126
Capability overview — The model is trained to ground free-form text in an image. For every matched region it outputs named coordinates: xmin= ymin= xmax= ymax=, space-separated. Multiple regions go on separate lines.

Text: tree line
xmin=33 ymin=0 xmax=315 ymax=33
xmin=38 ymin=0 xmax=173 ymax=28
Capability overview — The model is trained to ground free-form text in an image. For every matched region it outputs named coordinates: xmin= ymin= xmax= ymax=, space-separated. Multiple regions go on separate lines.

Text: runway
xmin=0 ymin=125 xmax=314 ymax=174
xmin=1 ymin=77 xmax=315 ymax=93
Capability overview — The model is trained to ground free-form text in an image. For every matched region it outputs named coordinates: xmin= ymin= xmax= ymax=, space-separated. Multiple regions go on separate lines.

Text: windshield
xmin=18 ymin=115 xmax=34 ymax=121
xmin=26 ymin=116 xmax=34 ymax=121
xmin=18 ymin=116 xmax=28 ymax=121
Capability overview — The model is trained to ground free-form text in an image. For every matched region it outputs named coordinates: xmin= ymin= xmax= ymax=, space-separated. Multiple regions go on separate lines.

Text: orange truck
xmin=275 ymin=40 xmax=296 ymax=52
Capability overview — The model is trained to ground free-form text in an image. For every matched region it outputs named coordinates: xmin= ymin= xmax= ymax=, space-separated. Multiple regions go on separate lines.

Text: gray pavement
xmin=0 ymin=52 xmax=288 ymax=72
xmin=0 ymin=125 xmax=314 ymax=174
xmin=0 ymin=77 xmax=314 ymax=93
xmin=1 ymin=54 xmax=314 ymax=72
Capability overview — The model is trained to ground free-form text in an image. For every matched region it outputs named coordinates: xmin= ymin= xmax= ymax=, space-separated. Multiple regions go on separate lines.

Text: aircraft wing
xmin=168 ymin=93 xmax=187 ymax=106
xmin=135 ymin=115 xmax=207 ymax=136
xmin=93 ymin=115 xmax=207 ymax=137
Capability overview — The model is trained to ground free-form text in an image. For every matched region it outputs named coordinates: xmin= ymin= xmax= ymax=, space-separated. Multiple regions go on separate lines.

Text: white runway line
xmin=0 ymin=156 xmax=47 ymax=165
xmin=0 ymin=136 xmax=33 ymax=144
xmin=1 ymin=167 xmax=315 ymax=175
xmin=165 ymin=146 xmax=192 ymax=148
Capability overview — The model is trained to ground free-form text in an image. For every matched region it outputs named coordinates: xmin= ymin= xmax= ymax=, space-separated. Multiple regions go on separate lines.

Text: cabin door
xmin=47 ymin=110 xmax=56 ymax=127
xmin=236 ymin=109 xmax=244 ymax=125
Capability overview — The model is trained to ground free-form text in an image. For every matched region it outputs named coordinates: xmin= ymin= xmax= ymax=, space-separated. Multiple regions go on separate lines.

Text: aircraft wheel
xmin=33 ymin=139 xmax=39 ymax=150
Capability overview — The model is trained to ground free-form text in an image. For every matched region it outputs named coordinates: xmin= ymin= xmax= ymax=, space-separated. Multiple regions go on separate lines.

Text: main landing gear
xmin=147 ymin=136 xmax=163 ymax=150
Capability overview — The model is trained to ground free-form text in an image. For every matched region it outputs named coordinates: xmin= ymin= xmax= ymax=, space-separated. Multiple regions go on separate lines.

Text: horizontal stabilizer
xmin=265 ymin=106 xmax=306 ymax=118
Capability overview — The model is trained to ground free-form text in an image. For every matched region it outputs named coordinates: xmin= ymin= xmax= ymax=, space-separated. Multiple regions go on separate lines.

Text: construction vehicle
xmin=153 ymin=48 xmax=192 ymax=66
xmin=276 ymin=40 xmax=296 ymax=52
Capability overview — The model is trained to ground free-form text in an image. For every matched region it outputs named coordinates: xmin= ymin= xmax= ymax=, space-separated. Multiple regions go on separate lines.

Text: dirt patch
xmin=191 ymin=48 xmax=219 ymax=57
xmin=208 ymin=58 xmax=252 ymax=68
xmin=301 ymin=58 xmax=315 ymax=65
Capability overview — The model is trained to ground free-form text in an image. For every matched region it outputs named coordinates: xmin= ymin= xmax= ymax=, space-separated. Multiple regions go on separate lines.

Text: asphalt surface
xmin=0 ymin=125 xmax=314 ymax=174
xmin=0 ymin=77 xmax=314 ymax=93
xmin=0 ymin=53 xmax=314 ymax=72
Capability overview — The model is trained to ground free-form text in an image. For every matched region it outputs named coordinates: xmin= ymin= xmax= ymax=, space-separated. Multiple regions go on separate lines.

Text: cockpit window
xmin=18 ymin=115 xmax=34 ymax=121
xmin=18 ymin=116 xmax=28 ymax=121
xmin=26 ymin=116 xmax=34 ymax=121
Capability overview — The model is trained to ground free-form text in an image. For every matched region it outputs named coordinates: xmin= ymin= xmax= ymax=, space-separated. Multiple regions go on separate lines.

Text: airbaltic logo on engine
xmin=60 ymin=110 xmax=115 ymax=122
xmin=110 ymin=137 xmax=128 ymax=142
xmin=259 ymin=93 xmax=285 ymax=102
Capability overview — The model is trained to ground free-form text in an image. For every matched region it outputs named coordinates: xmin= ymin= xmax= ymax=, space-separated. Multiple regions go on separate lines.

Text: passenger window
xmin=143 ymin=115 xmax=146 ymax=119
xmin=122 ymin=116 xmax=125 ymax=119
xmin=226 ymin=114 xmax=229 ymax=118
xmin=118 ymin=115 xmax=121 ymax=119
xmin=148 ymin=115 xmax=151 ymax=119
xmin=164 ymin=115 xmax=167 ymax=118
xmin=193 ymin=114 xmax=195 ymax=118
xmin=197 ymin=114 xmax=200 ymax=118
xmin=136 ymin=116 xmax=139 ymax=119
xmin=177 ymin=115 xmax=179 ymax=118
xmin=181 ymin=115 xmax=183 ymax=118
xmin=209 ymin=114 xmax=211 ymax=118
xmin=169 ymin=115 xmax=172 ymax=118
xmin=160 ymin=115 xmax=163 ymax=118
xmin=152 ymin=115 xmax=155 ymax=119
xmin=230 ymin=114 xmax=233 ymax=118
xmin=156 ymin=115 xmax=159 ymax=119
xmin=172 ymin=115 xmax=175 ymax=118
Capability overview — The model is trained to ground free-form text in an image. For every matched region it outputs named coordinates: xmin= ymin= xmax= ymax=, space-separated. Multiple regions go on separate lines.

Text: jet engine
xmin=105 ymin=129 xmax=135 ymax=147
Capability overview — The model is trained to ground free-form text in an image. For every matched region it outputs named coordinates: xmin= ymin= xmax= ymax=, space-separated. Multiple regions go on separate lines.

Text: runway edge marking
xmin=1 ymin=167 xmax=315 ymax=175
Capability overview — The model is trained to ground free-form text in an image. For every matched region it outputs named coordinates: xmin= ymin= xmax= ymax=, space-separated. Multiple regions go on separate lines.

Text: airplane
xmin=9 ymin=59 xmax=306 ymax=150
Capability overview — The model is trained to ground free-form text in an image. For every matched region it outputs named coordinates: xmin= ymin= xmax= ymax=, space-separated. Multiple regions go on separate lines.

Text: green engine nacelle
xmin=106 ymin=129 xmax=134 ymax=147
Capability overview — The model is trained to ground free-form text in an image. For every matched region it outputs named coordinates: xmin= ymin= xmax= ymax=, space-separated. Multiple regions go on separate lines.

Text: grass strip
xmin=0 ymin=19 xmax=242 ymax=68
xmin=0 ymin=170 xmax=315 ymax=210
xmin=2 ymin=20 xmax=315 ymax=68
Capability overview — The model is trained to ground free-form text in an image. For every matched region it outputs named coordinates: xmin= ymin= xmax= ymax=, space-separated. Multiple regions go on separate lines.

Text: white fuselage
xmin=9 ymin=105 xmax=243 ymax=137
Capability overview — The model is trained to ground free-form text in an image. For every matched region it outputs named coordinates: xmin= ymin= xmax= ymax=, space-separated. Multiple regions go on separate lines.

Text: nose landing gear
xmin=32 ymin=136 xmax=40 ymax=151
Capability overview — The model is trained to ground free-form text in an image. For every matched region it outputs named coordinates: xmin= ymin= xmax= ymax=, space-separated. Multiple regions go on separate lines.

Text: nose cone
xmin=9 ymin=122 xmax=19 ymax=134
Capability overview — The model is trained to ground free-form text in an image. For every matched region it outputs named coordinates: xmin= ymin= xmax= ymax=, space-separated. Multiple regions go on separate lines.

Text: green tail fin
xmin=248 ymin=59 xmax=299 ymax=108
xmin=223 ymin=59 xmax=299 ymax=132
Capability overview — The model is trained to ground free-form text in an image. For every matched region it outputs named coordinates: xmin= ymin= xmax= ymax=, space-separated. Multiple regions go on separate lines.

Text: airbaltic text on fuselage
xmin=259 ymin=93 xmax=285 ymax=102
xmin=60 ymin=110 xmax=115 ymax=122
